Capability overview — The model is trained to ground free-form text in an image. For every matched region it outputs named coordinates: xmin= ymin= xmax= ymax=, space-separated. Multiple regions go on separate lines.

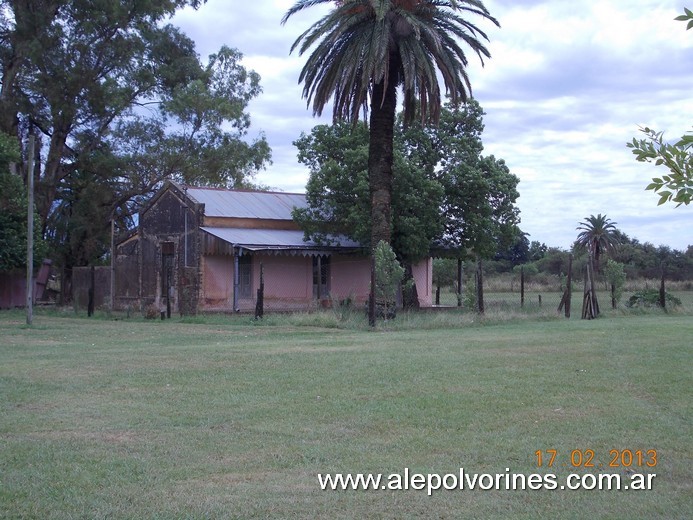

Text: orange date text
xmin=535 ymin=449 xmax=657 ymax=468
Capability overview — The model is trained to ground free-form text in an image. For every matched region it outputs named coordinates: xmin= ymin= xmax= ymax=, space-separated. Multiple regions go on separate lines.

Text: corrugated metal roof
xmin=185 ymin=187 xmax=308 ymax=219
xmin=201 ymin=227 xmax=362 ymax=252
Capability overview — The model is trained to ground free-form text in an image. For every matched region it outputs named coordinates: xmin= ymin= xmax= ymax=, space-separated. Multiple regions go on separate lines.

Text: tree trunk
xmin=367 ymin=66 xmax=398 ymax=250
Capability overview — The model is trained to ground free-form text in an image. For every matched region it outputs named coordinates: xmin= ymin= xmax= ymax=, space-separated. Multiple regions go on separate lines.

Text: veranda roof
xmin=201 ymin=227 xmax=363 ymax=256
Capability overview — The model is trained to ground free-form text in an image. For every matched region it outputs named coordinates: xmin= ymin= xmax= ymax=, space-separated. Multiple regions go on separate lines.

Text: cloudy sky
xmin=172 ymin=0 xmax=692 ymax=251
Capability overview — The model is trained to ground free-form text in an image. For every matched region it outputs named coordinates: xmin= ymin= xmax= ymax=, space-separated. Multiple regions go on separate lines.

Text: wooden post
xmin=255 ymin=262 xmax=264 ymax=319
xmin=368 ymin=256 xmax=376 ymax=327
xmin=316 ymin=255 xmax=322 ymax=302
xmin=110 ymin=218 xmax=115 ymax=314
xmin=233 ymin=250 xmax=240 ymax=312
xmin=26 ymin=135 xmax=35 ymax=326
xmin=88 ymin=265 xmax=95 ymax=317
xmin=659 ymin=268 xmax=666 ymax=309
xmin=476 ymin=258 xmax=484 ymax=314
xmin=559 ymin=255 xmax=573 ymax=317
xmin=590 ymin=258 xmax=599 ymax=316
xmin=566 ymin=255 xmax=572 ymax=318
xmin=435 ymin=284 xmax=440 ymax=306
xmin=456 ymin=258 xmax=462 ymax=307
xmin=520 ymin=266 xmax=525 ymax=308
xmin=581 ymin=264 xmax=590 ymax=319
xmin=582 ymin=261 xmax=598 ymax=319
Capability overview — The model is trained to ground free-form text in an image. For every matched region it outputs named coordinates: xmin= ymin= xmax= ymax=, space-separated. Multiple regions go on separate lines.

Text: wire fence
xmin=433 ymin=271 xmax=693 ymax=314
xmin=76 ymin=251 xmax=693 ymax=318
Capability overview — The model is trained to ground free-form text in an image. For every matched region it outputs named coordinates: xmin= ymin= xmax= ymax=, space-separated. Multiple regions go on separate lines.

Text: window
xmin=312 ymin=255 xmax=330 ymax=299
xmin=238 ymin=254 xmax=252 ymax=298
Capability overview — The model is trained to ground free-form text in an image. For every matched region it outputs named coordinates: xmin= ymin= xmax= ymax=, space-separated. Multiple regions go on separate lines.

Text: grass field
xmin=1 ymin=309 xmax=691 ymax=519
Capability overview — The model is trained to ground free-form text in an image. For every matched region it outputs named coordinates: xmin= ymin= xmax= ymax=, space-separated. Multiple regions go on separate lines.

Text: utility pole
xmin=26 ymin=136 xmax=35 ymax=326
xmin=110 ymin=217 xmax=115 ymax=313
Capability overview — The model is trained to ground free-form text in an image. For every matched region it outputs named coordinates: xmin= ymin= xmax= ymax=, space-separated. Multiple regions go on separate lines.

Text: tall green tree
xmin=1 ymin=1 xmax=270 ymax=268
xmin=0 ymin=133 xmax=45 ymax=271
xmin=292 ymin=118 xmax=444 ymax=265
xmin=282 ymin=0 xmax=498 ymax=252
xmin=433 ymin=101 xmax=520 ymax=258
xmin=293 ymin=101 xmax=520 ymax=265
xmin=575 ymin=214 xmax=620 ymax=272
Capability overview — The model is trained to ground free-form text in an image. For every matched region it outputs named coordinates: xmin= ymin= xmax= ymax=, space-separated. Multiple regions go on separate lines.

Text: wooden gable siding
xmin=137 ymin=186 xmax=202 ymax=315
xmin=202 ymin=216 xmax=300 ymax=230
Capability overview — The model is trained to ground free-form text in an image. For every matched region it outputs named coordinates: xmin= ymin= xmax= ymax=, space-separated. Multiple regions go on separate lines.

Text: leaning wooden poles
xmin=581 ymin=259 xmax=599 ymax=319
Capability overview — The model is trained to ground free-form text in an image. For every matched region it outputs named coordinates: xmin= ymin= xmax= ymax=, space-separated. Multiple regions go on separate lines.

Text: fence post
xmin=255 ymin=262 xmax=264 ymax=319
xmin=590 ymin=258 xmax=600 ymax=316
xmin=368 ymin=255 xmax=376 ymax=327
xmin=520 ymin=266 xmax=525 ymax=308
xmin=233 ymin=250 xmax=240 ymax=312
xmin=457 ymin=258 xmax=463 ymax=307
xmin=659 ymin=267 xmax=666 ymax=309
xmin=316 ymin=255 xmax=322 ymax=302
xmin=26 ymin=135 xmax=35 ymax=326
xmin=559 ymin=255 xmax=573 ymax=317
xmin=582 ymin=261 xmax=598 ymax=319
xmin=566 ymin=254 xmax=572 ymax=318
xmin=476 ymin=258 xmax=484 ymax=314
xmin=88 ymin=265 xmax=95 ymax=317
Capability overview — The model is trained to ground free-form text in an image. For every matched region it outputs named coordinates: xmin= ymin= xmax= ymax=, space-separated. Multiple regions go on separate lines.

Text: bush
xmin=604 ymin=259 xmax=627 ymax=306
xmin=626 ymin=289 xmax=681 ymax=308
xmin=373 ymin=241 xmax=404 ymax=320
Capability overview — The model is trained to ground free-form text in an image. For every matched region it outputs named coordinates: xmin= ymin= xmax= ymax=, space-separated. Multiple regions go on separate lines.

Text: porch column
xmin=233 ymin=248 xmax=240 ymax=312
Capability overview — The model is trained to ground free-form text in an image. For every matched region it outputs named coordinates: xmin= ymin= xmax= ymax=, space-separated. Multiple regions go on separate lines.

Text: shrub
xmin=605 ymin=259 xmax=627 ymax=306
xmin=626 ymin=289 xmax=681 ymax=308
xmin=374 ymin=241 xmax=404 ymax=320
xmin=144 ymin=304 xmax=160 ymax=319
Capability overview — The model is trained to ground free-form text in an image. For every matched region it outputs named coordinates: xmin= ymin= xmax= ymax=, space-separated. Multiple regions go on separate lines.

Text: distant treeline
xmin=434 ymin=230 xmax=692 ymax=286
xmin=491 ymin=230 xmax=692 ymax=280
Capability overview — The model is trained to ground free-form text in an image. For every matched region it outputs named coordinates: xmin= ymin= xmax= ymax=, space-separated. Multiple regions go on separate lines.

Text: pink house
xmin=114 ymin=181 xmax=432 ymax=314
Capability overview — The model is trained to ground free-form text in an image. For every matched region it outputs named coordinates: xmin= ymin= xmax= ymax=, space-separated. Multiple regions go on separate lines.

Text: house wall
xmin=201 ymin=255 xmax=234 ymax=307
xmin=199 ymin=253 xmax=316 ymax=312
xmin=197 ymin=252 xmax=434 ymax=312
xmin=247 ymin=254 xmax=312 ymax=311
xmin=330 ymin=255 xmax=371 ymax=304
xmin=411 ymin=257 xmax=433 ymax=307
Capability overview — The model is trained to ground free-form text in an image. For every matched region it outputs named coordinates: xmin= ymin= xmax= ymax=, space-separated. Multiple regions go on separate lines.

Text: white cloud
xmin=172 ymin=0 xmax=692 ymax=250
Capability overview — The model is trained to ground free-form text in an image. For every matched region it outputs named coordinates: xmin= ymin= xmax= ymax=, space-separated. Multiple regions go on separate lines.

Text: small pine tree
xmin=374 ymin=241 xmax=404 ymax=320
xmin=604 ymin=259 xmax=626 ymax=308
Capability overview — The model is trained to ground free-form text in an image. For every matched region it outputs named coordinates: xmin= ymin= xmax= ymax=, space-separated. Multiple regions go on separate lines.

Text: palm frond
xmin=284 ymin=0 xmax=498 ymax=124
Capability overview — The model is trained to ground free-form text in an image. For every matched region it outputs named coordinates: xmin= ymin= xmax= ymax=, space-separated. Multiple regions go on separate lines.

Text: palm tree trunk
xmin=368 ymin=70 xmax=397 ymax=249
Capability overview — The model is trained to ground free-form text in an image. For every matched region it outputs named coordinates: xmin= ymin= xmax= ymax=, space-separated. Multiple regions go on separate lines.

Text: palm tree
xmin=575 ymin=214 xmax=619 ymax=271
xmin=282 ymin=0 xmax=499 ymax=249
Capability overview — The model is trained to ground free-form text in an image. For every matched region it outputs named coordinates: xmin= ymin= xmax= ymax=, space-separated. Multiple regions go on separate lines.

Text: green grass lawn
xmin=1 ymin=310 xmax=691 ymax=519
